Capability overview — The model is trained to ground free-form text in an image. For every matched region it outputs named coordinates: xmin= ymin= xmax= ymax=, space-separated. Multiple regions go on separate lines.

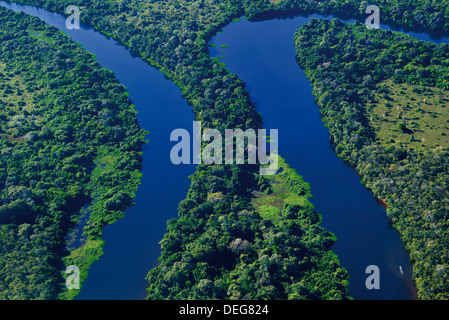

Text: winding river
xmin=0 ymin=1 xmax=197 ymax=300
xmin=2 ymin=2 xmax=448 ymax=300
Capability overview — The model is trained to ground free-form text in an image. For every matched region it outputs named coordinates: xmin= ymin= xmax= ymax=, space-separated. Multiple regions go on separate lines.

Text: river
xmin=0 ymin=1 xmax=197 ymax=300
xmin=2 ymin=2 xmax=447 ymax=300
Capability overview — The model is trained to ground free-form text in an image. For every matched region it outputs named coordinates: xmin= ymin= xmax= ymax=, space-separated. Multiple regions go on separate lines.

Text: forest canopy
xmin=0 ymin=7 xmax=146 ymax=299
xmin=3 ymin=0 xmax=449 ymax=300
xmin=146 ymin=158 xmax=349 ymax=300
xmin=294 ymin=18 xmax=449 ymax=300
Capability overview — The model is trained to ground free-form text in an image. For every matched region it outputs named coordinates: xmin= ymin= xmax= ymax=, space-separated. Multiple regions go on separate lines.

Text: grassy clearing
xmin=252 ymin=157 xmax=315 ymax=225
xmin=59 ymin=239 xmax=105 ymax=300
xmin=0 ymin=62 xmax=41 ymax=143
xmin=367 ymin=79 xmax=449 ymax=150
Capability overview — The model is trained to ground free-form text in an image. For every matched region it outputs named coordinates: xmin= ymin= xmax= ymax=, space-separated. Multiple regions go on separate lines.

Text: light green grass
xmin=368 ymin=79 xmax=449 ymax=150
xmin=252 ymin=157 xmax=314 ymax=225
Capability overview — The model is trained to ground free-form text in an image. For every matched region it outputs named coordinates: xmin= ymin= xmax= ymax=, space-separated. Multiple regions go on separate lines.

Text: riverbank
xmin=0 ymin=5 xmax=146 ymax=299
xmin=295 ymin=18 xmax=448 ymax=299
xmin=209 ymin=15 xmax=418 ymax=299
xmin=2 ymin=0 xmax=440 ymax=300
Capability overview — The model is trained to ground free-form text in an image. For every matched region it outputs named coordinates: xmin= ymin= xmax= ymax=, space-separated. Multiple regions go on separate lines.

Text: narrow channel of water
xmin=2 ymin=2 xmax=448 ymax=300
xmin=208 ymin=15 xmax=421 ymax=300
xmin=0 ymin=1 xmax=196 ymax=300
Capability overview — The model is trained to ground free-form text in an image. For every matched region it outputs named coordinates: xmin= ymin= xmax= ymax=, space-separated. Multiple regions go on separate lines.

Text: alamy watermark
xmin=65 ymin=5 xmax=80 ymax=30
xmin=170 ymin=121 xmax=279 ymax=175
xmin=365 ymin=265 xmax=380 ymax=290
xmin=366 ymin=5 xmax=380 ymax=29
xmin=65 ymin=265 xmax=80 ymax=290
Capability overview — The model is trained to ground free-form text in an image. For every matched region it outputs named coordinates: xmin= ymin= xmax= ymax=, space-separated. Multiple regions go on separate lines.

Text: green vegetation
xmin=4 ymin=0 xmax=449 ymax=300
xmin=1 ymin=0 xmax=352 ymax=300
xmin=295 ymin=18 xmax=449 ymax=300
xmin=0 ymin=8 xmax=146 ymax=299
xmin=146 ymin=158 xmax=348 ymax=300
xmin=243 ymin=0 xmax=449 ymax=34
xmin=368 ymin=79 xmax=449 ymax=149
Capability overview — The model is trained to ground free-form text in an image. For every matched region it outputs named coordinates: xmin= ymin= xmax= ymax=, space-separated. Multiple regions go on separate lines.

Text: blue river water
xmin=0 ymin=1 xmax=197 ymax=299
xmin=209 ymin=15 xmax=417 ymax=300
xmin=2 ymin=2 xmax=448 ymax=300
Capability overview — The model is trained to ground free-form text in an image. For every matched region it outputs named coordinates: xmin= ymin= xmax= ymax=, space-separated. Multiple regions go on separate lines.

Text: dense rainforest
xmin=294 ymin=19 xmax=449 ymax=300
xmin=146 ymin=158 xmax=348 ymax=299
xmin=0 ymin=0 xmax=352 ymax=300
xmin=0 ymin=7 xmax=146 ymax=299
xmin=2 ymin=0 xmax=449 ymax=300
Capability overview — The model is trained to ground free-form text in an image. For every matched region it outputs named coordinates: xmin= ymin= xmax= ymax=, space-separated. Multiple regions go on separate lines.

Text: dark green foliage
xmin=295 ymin=19 xmax=449 ymax=300
xmin=146 ymin=163 xmax=348 ymax=300
xmin=0 ymin=8 xmax=145 ymax=299
xmin=0 ymin=200 xmax=34 ymax=225
xmin=243 ymin=0 xmax=449 ymax=35
xmin=7 ymin=0 xmax=449 ymax=300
